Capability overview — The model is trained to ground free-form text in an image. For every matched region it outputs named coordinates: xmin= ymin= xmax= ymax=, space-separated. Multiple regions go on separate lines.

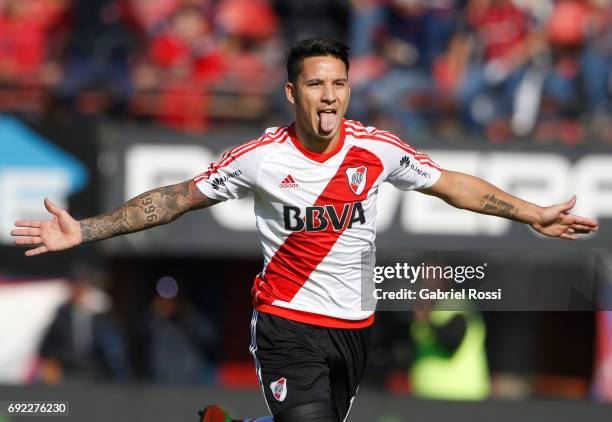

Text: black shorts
xmin=249 ymin=310 xmax=372 ymax=422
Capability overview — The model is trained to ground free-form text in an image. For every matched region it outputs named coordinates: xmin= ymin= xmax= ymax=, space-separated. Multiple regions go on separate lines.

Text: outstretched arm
xmin=11 ymin=180 xmax=219 ymax=256
xmin=420 ymin=170 xmax=599 ymax=240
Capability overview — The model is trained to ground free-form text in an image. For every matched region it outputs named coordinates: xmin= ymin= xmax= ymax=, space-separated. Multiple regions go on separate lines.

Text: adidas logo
xmin=279 ymin=174 xmax=299 ymax=189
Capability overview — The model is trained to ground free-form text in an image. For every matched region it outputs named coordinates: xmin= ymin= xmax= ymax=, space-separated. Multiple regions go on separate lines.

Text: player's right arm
xmin=11 ymin=180 xmax=219 ymax=256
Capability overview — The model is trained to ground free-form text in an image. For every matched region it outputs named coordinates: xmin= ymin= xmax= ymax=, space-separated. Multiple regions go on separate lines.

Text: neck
xmin=294 ymin=120 xmax=343 ymax=155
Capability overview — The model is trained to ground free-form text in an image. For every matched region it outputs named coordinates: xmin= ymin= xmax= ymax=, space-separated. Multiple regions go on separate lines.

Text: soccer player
xmin=11 ymin=38 xmax=598 ymax=422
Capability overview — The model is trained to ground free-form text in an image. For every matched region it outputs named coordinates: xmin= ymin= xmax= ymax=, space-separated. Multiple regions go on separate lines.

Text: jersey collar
xmin=288 ymin=120 xmax=346 ymax=163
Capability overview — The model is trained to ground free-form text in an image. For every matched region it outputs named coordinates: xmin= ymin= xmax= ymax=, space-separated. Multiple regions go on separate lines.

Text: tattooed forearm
xmin=79 ymin=181 xmax=217 ymax=242
xmin=479 ymin=193 xmax=519 ymax=220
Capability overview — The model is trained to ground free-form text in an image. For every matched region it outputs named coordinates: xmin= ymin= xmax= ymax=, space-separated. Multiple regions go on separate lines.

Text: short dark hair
xmin=287 ymin=38 xmax=350 ymax=83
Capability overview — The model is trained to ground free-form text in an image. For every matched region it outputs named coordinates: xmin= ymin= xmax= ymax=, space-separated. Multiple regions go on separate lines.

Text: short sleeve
xmin=194 ymin=143 xmax=261 ymax=201
xmin=385 ymin=145 xmax=442 ymax=191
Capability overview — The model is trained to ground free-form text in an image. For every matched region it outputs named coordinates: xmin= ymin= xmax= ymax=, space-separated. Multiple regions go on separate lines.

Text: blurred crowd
xmin=0 ymin=0 xmax=610 ymax=143
xmin=350 ymin=0 xmax=611 ymax=144
xmin=35 ymin=270 xmax=219 ymax=385
xmin=31 ymin=269 xmax=609 ymax=403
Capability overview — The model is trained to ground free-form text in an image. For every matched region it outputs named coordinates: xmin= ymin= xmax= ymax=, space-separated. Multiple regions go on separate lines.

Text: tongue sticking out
xmin=318 ymin=112 xmax=337 ymax=134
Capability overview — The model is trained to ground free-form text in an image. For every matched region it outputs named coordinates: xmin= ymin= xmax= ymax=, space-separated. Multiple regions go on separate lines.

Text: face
xmin=285 ymin=56 xmax=350 ymax=143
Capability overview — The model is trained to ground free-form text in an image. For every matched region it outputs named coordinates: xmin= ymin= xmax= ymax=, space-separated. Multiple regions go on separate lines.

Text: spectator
xmin=350 ymin=0 xmax=466 ymax=135
xmin=122 ymin=0 xmax=183 ymax=36
xmin=410 ymin=275 xmax=490 ymax=400
xmin=55 ymin=0 xmax=136 ymax=115
xmin=536 ymin=0 xmax=611 ymax=144
xmin=272 ymin=0 xmax=351 ymax=44
xmin=38 ymin=269 xmax=131 ymax=384
xmin=138 ymin=293 xmax=218 ymax=384
xmin=135 ymin=4 xmax=220 ymax=131
xmin=131 ymin=0 xmax=280 ymax=131
xmin=0 ymin=0 xmax=68 ymax=87
xmin=213 ymin=0 xmax=281 ymax=89
xmin=458 ymin=0 xmax=533 ymax=137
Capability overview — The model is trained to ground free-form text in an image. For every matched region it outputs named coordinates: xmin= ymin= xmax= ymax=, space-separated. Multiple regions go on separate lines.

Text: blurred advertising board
xmin=0 ymin=115 xmax=99 ymax=276
xmin=1 ymin=118 xmax=610 ymax=260
xmin=97 ymin=123 xmax=612 ymax=256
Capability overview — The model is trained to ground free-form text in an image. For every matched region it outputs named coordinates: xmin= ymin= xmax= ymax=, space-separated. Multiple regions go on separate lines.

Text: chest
xmin=257 ymin=146 xmax=385 ymax=206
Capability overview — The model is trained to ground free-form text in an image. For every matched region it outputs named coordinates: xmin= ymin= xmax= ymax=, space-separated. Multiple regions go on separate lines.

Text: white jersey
xmin=195 ymin=119 xmax=442 ymax=328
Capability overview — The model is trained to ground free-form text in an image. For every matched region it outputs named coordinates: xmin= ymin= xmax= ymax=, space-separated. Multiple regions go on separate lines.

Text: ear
xmin=347 ymin=79 xmax=352 ymax=102
xmin=285 ymin=82 xmax=296 ymax=105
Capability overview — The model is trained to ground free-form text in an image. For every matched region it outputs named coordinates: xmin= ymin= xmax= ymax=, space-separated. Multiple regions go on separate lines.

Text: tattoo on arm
xmin=79 ymin=181 xmax=217 ymax=242
xmin=479 ymin=193 xmax=519 ymax=219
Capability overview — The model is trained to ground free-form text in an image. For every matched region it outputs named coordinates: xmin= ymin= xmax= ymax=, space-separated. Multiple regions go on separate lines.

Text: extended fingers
xmin=14 ymin=220 xmax=41 ymax=228
xmin=11 ymin=228 xmax=41 ymax=237
xmin=571 ymin=215 xmax=598 ymax=229
xmin=564 ymin=223 xmax=596 ymax=237
xmin=560 ymin=233 xmax=578 ymax=240
xmin=15 ymin=237 xmax=42 ymax=245
xmin=25 ymin=246 xmax=49 ymax=256
xmin=571 ymin=223 xmax=597 ymax=234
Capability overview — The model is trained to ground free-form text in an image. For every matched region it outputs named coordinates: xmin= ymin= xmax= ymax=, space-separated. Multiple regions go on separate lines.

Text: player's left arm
xmin=419 ymin=170 xmax=599 ymax=240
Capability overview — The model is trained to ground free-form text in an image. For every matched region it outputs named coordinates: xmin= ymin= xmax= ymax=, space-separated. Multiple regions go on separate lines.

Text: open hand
xmin=11 ymin=198 xmax=82 ymax=256
xmin=531 ymin=195 xmax=599 ymax=240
